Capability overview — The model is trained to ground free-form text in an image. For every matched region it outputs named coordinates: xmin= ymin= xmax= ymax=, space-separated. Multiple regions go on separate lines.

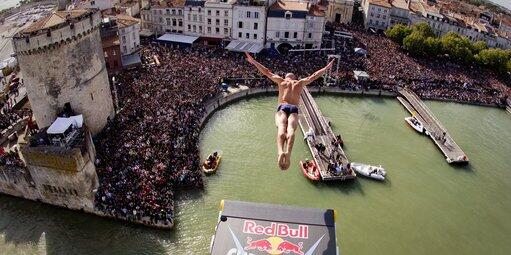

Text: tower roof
xmin=20 ymin=9 xmax=92 ymax=35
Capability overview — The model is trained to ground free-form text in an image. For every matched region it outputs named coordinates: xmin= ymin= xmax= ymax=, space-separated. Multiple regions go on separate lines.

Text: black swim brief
xmin=277 ymin=103 xmax=299 ymax=116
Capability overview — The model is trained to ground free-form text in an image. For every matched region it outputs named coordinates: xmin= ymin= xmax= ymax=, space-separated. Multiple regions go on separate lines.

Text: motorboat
xmin=202 ymin=151 xmax=222 ymax=174
xmin=300 ymin=160 xmax=321 ymax=181
xmin=405 ymin=116 xmax=425 ymax=134
xmin=350 ymin=162 xmax=386 ymax=181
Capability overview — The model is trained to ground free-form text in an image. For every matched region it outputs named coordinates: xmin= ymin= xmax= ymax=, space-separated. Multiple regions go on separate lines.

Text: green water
xmin=1 ymin=96 xmax=510 ymax=255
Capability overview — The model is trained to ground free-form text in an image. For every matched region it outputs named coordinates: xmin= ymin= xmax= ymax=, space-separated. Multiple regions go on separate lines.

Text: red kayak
xmin=300 ymin=160 xmax=321 ymax=181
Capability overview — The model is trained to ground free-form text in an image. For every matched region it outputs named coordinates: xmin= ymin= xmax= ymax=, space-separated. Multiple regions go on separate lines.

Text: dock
xmin=297 ymin=87 xmax=356 ymax=181
xmin=397 ymin=88 xmax=468 ymax=164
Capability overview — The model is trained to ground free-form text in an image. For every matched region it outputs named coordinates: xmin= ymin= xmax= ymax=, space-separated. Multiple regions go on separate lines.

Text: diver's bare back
xmin=278 ymin=80 xmax=303 ymax=105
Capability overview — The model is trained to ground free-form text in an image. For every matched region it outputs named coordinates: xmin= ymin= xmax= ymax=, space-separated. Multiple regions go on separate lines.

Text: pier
xmin=297 ymin=87 xmax=356 ymax=181
xmin=397 ymin=88 xmax=468 ymax=164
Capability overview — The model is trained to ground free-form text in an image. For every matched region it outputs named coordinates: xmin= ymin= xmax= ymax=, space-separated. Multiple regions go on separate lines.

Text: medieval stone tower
xmin=12 ymin=9 xmax=114 ymax=135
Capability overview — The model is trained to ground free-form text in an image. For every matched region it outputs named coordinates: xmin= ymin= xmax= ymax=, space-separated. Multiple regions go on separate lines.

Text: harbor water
xmin=1 ymin=96 xmax=511 ymax=254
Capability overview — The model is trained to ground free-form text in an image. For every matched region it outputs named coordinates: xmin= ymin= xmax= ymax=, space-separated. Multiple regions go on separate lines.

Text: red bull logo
xmin=242 ymin=220 xmax=309 ymax=239
xmin=244 ymin=236 xmax=304 ymax=255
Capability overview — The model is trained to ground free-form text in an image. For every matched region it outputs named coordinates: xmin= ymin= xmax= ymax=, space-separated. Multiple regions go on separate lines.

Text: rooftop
xmin=390 ymin=0 xmax=408 ymax=10
xmin=369 ymin=0 xmax=392 ymax=8
xmin=21 ymin=9 xmax=93 ymax=34
xmin=270 ymin=1 xmax=310 ymax=12
xmin=116 ymin=14 xmax=139 ymax=28
xmin=102 ymin=35 xmax=120 ymax=48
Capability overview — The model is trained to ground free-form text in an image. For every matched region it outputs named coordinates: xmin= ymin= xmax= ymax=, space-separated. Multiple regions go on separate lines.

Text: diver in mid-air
xmin=245 ymin=53 xmax=334 ymax=170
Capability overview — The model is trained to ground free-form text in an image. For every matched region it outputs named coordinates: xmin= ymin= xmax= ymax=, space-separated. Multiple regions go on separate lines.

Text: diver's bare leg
xmin=276 ymin=111 xmax=288 ymax=170
xmin=283 ymin=113 xmax=299 ymax=170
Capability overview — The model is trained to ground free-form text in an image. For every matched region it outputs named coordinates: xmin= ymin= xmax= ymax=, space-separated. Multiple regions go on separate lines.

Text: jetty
xmin=297 ymin=87 xmax=356 ymax=181
xmin=397 ymin=88 xmax=468 ymax=164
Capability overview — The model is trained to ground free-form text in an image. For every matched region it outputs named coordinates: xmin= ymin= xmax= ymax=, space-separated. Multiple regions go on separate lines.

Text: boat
xmin=350 ymin=162 xmax=385 ymax=181
xmin=300 ymin=160 xmax=321 ymax=181
xmin=202 ymin=151 xmax=222 ymax=174
xmin=404 ymin=116 xmax=425 ymax=134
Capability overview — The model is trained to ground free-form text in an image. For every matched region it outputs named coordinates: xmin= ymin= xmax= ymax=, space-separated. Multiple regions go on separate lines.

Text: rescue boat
xmin=300 ymin=160 xmax=321 ymax=181
xmin=203 ymin=151 xmax=222 ymax=174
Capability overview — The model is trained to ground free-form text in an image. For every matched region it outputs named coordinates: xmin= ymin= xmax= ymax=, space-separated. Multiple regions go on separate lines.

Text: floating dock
xmin=210 ymin=200 xmax=338 ymax=255
xmin=397 ymin=88 xmax=468 ymax=164
xmin=297 ymin=87 xmax=356 ymax=181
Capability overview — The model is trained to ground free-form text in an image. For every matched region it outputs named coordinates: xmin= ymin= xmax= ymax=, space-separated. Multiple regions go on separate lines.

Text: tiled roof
xmin=22 ymin=9 xmax=91 ymax=34
xmin=116 ymin=14 xmax=140 ymax=28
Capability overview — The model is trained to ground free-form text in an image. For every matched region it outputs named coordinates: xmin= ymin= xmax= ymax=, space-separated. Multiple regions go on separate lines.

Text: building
xmin=12 ymin=9 xmax=115 ymax=135
xmin=203 ymin=0 xmax=236 ymax=42
xmin=361 ymin=0 xmax=391 ymax=32
xmin=266 ymin=1 xmax=326 ymax=51
xmin=184 ymin=0 xmax=206 ymax=36
xmin=77 ymin=0 xmax=120 ymax=11
xmin=325 ymin=0 xmax=354 ymax=24
xmin=232 ymin=0 xmax=270 ymax=44
xmin=116 ymin=15 xmax=141 ymax=55
xmin=100 ymin=17 xmax=122 ymax=74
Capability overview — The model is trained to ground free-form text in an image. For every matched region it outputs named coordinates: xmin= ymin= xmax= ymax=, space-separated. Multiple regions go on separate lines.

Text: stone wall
xmin=14 ymin=11 xmax=114 ymax=134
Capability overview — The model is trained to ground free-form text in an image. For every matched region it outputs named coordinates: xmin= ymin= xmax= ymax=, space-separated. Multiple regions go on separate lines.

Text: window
xmin=199 ymin=15 xmax=202 ymax=22
xmin=166 ymin=18 xmax=170 ymax=26
xmin=199 ymin=26 xmax=203 ymax=33
xmin=254 ymin=23 xmax=258 ymax=30
xmin=188 ymin=14 xmax=191 ymax=20
xmin=207 ymin=27 xmax=211 ymax=33
xmin=91 ymin=93 xmax=94 ymax=101
xmin=172 ymin=9 xmax=176 ymax=15
xmin=293 ymin=32 xmax=297 ymax=38
xmin=254 ymin=12 xmax=259 ymax=19
xmin=308 ymin=33 xmax=312 ymax=38
xmin=246 ymin=33 xmax=249 ymax=39
xmin=166 ymin=9 xmax=170 ymax=15
xmin=247 ymin=11 xmax=251 ymax=18
xmin=193 ymin=25 xmax=196 ymax=32
xmin=208 ymin=18 xmax=211 ymax=25
xmin=123 ymin=46 xmax=127 ymax=53
xmin=224 ymin=19 xmax=228 ymax=26
xmin=178 ymin=20 xmax=182 ymax=26
xmin=199 ymin=8 xmax=201 ymax=12
xmin=275 ymin=31 xmax=280 ymax=38
xmin=370 ymin=12 xmax=374 ymax=17
xmin=193 ymin=14 xmax=197 ymax=22
xmin=208 ymin=10 xmax=211 ymax=15
xmin=254 ymin=34 xmax=257 ymax=39
xmin=224 ymin=28 xmax=228 ymax=35
xmin=122 ymin=35 xmax=126 ymax=43
xmin=285 ymin=11 xmax=292 ymax=19
xmin=284 ymin=32 xmax=289 ymax=38
xmin=172 ymin=19 xmax=177 ymax=26
xmin=225 ymin=10 xmax=228 ymax=17
xmin=216 ymin=10 xmax=220 ymax=16
xmin=216 ymin=27 xmax=220 ymax=34
xmin=238 ymin=21 xmax=243 ymax=28
xmin=239 ymin=32 xmax=242 ymax=38
xmin=178 ymin=10 xmax=182 ymax=15
xmin=216 ymin=19 xmax=220 ymax=25
xmin=188 ymin=24 xmax=191 ymax=31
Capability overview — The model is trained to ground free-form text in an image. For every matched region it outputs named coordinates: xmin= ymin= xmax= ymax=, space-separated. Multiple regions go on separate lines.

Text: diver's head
xmin=285 ymin=73 xmax=297 ymax=80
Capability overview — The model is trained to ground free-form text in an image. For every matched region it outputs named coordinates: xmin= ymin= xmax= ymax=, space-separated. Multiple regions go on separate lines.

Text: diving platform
xmin=398 ymin=88 xmax=468 ymax=164
xmin=297 ymin=87 xmax=356 ymax=181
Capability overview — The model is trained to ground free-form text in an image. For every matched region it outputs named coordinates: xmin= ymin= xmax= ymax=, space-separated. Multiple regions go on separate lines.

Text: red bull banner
xmin=210 ymin=200 xmax=338 ymax=255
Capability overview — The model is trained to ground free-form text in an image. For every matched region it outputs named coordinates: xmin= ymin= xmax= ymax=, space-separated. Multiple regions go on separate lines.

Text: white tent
xmin=47 ymin=115 xmax=83 ymax=135
xmin=157 ymin=33 xmax=199 ymax=44
xmin=353 ymin=71 xmax=369 ymax=81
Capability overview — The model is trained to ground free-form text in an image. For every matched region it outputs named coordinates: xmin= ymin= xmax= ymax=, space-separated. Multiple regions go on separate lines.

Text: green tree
xmin=475 ymin=48 xmax=511 ymax=73
xmin=440 ymin=32 xmax=474 ymax=63
xmin=471 ymin=41 xmax=488 ymax=55
xmin=411 ymin=23 xmax=436 ymax=38
xmin=507 ymin=60 xmax=511 ymax=72
xmin=385 ymin=24 xmax=412 ymax=45
xmin=403 ymin=32 xmax=427 ymax=56
xmin=424 ymin=37 xmax=442 ymax=57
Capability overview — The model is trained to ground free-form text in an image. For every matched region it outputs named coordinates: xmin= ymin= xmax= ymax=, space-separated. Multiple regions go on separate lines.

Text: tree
xmin=440 ymin=32 xmax=474 ymax=63
xmin=403 ymin=32 xmax=427 ymax=56
xmin=411 ymin=23 xmax=436 ymax=38
xmin=385 ymin=24 xmax=412 ymax=45
xmin=508 ymin=60 xmax=511 ymax=73
xmin=475 ymin=48 xmax=511 ymax=73
xmin=471 ymin=41 xmax=488 ymax=55
xmin=424 ymin=37 xmax=442 ymax=57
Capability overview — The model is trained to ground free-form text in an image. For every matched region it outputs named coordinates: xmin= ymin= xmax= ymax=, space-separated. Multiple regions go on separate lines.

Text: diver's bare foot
xmin=278 ymin=153 xmax=286 ymax=170
xmin=283 ymin=152 xmax=291 ymax=170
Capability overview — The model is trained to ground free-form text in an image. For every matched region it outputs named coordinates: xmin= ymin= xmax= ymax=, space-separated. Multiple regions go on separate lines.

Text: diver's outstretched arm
xmin=245 ymin=52 xmax=284 ymax=84
xmin=299 ymin=59 xmax=335 ymax=86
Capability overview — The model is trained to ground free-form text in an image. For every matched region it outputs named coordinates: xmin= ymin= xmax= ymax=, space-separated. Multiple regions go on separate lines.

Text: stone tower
xmin=12 ymin=9 xmax=114 ymax=135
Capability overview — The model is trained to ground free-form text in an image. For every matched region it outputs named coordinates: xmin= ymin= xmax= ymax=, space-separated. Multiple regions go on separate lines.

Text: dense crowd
xmin=327 ymin=23 xmax=510 ymax=106
xmin=93 ymin=25 xmax=510 ymax=225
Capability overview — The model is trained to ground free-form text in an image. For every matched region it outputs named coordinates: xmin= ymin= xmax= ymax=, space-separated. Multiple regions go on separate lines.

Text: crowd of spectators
xmin=326 ymin=23 xmax=510 ymax=106
xmin=93 ymin=25 xmax=510 ymax=225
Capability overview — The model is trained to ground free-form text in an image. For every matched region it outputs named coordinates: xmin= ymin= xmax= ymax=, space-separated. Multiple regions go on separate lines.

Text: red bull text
xmin=242 ymin=220 xmax=309 ymax=239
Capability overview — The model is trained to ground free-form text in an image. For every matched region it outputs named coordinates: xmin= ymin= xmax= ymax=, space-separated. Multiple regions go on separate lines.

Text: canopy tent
xmin=225 ymin=40 xmax=264 ymax=54
xmin=353 ymin=70 xmax=369 ymax=81
xmin=122 ymin=53 xmax=142 ymax=69
xmin=157 ymin=33 xmax=199 ymax=47
xmin=354 ymin=48 xmax=367 ymax=56
xmin=47 ymin=115 xmax=83 ymax=135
